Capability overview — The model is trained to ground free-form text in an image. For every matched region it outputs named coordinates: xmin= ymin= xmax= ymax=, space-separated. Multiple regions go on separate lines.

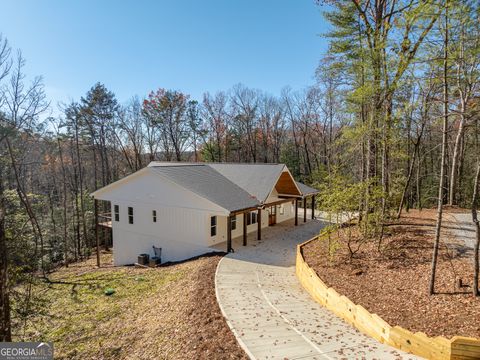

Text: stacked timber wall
xmin=296 ymin=237 xmax=480 ymax=360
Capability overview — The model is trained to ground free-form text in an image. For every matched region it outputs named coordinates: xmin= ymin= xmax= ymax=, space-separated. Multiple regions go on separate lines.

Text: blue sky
xmin=1 ymin=0 xmax=330 ymax=111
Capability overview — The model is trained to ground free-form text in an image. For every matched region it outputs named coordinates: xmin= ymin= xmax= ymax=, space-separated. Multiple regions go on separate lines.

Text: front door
xmin=269 ymin=206 xmax=277 ymax=226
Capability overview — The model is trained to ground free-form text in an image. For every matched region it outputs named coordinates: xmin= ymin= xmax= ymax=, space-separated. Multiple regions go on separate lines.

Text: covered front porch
xmin=212 ymin=198 xmax=318 ymax=254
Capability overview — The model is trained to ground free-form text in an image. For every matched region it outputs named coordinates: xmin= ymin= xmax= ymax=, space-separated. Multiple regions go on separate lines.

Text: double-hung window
xmin=152 ymin=210 xmax=157 ymax=223
xmin=210 ymin=216 xmax=217 ymax=237
xmin=128 ymin=207 xmax=134 ymax=224
xmin=231 ymin=216 xmax=237 ymax=230
xmin=114 ymin=205 xmax=119 ymax=222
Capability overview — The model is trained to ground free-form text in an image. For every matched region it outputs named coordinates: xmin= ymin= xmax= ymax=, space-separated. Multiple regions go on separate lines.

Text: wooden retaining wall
xmin=296 ymin=237 xmax=480 ymax=360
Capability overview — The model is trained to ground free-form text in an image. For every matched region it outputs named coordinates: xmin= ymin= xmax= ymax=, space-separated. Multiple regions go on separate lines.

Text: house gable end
xmin=272 ymin=167 xmax=302 ymax=198
xmin=91 ymin=168 xmax=229 ymax=214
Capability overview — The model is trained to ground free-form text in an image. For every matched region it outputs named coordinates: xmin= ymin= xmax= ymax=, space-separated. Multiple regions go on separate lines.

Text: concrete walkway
xmin=215 ymin=217 xmax=419 ymax=360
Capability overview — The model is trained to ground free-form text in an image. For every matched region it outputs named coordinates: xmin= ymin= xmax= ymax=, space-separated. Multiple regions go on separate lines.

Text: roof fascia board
xmin=264 ymin=164 xmax=287 ymax=203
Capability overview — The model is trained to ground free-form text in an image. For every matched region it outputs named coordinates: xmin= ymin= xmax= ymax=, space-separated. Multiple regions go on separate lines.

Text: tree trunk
xmin=397 ymin=145 xmax=419 ymax=219
xmin=449 ymin=112 xmax=466 ymax=205
xmin=472 ymin=162 xmax=480 ymax=296
xmin=57 ymin=137 xmax=69 ymax=267
xmin=430 ymin=4 xmax=449 ymax=295
xmin=416 ymin=153 xmax=422 ymax=210
xmin=0 ymin=177 xmax=12 ymax=342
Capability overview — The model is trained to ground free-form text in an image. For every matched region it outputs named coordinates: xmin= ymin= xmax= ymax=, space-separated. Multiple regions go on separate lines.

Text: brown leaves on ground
xmin=18 ymin=252 xmax=247 ymax=360
xmin=303 ymin=209 xmax=480 ymax=339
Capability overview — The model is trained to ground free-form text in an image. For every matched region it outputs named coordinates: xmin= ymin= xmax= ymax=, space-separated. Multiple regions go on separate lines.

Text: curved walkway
xmin=215 ymin=218 xmax=419 ymax=360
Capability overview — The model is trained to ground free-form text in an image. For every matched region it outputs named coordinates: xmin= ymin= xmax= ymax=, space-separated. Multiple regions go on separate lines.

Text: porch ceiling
xmin=275 ymin=172 xmax=302 ymax=197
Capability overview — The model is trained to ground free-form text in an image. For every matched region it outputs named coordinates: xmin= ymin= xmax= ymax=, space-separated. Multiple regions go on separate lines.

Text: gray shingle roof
xmin=208 ymin=163 xmax=285 ymax=203
xmin=146 ymin=162 xmax=318 ymax=211
xmin=150 ymin=164 xmax=260 ymax=212
xmin=296 ymin=181 xmax=319 ymax=196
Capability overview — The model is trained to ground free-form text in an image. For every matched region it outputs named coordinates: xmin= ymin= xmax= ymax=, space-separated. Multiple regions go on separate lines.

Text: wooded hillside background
xmin=1 ymin=0 xmax=479 ymax=342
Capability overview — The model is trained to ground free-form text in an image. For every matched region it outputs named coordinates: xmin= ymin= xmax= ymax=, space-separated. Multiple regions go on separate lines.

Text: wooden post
xmin=94 ymin=199 xmax=100 ymax=267
xmin=104 ymin=203 xmax=110 ymax=250
xmin=303 ymin=198 xmax=307 ymax=223
xmin=311 ymin=195 xmax=315 ymax=219
xmin=257 ymin=209 xmax=262 ymax=240
xmin=295 ymin=199 xmax=298 ymax=226
xmin=243 ymin=212 xmax=247 ymax=246
xmin=227 ymin=215 xmax=232 ymax=253
xmin=104 ymin=225 xmax=109 ymax=251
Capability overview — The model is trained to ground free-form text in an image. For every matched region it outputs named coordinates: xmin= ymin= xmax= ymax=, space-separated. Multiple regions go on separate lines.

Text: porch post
xmin=243 ymin=212 xmax=247 ymax=246
xmin=94 ymin=198 xmax=100 ymax=267
xmin=311 ymin=195 xmax=315 ymax=219
xmin=295 ymin=199 xmax=298 ymax=226
xmin=105 ymin=203 xmax=110 ymax=250
xmin=104 ymin=225 xmax=109 ymax=251
xmin=257 ymin=209 xmax=262 ymax=240
xmin=303 ymin=197 xmax=307 ymax=223
xmin=227 ymin=215 xmax=232 ymax=253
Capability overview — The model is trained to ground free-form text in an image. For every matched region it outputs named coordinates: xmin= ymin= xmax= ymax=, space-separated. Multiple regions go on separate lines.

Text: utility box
xmin=149 ymin=256 xmax=161 ymax=267
xmin=138 ymin=253 xmax=149 ymax=265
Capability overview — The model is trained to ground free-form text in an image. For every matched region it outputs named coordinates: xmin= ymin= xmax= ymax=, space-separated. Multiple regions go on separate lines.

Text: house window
xmin=279 ymin=205 xmax=284 ymax=215
xmin=152 ymin=210 xmax=157 ymax=223
xmin=246 ymin=211 xmax=257 ymax=225
xmin=231 ymin=216 xmax=237 ymax=230
xmin=210 ymin=216 xmax=217 ymax=237
xmin=128 ymin=207 xmax=134 ymax=224
xmin=114 ymin=205 xmax=119 ymax=222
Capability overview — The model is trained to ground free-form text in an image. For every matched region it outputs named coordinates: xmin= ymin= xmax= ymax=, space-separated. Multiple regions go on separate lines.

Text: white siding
xmin=275 ymin=201 xmax=295 ymax=223
xmin=99 ymin=169 xmax=228 ymax=265
xmin=111 ymin=203 xmax=212 ymax=265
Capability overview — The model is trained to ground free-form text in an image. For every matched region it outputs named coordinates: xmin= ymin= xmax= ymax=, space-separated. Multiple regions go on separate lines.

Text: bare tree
xmin=430 ymin=2 xmax=449 ymax=295
xmin=202 ymin=91 xmax=229 ymax=162
xmin=472 ymin=161 xmax=480 ymax=296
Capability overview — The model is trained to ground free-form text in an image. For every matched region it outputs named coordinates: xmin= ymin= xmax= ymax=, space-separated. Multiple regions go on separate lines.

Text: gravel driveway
xmin=448 ymin=212 xmax=479 ymax=250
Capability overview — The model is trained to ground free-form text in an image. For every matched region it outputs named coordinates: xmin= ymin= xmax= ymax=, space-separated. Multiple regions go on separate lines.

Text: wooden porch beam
xmin=277 ymin=194 xmax=302 ymax=199
xmin=263 ymin=198 xmax=296 ymax=207
xmin=227 ymin=215 xmax=232 ymax=253
xmin=94 ymin=199 xmax=100 ymax=267
xmin=243 ymin=212 xmax=247 ymax=246
xmin=303 ymin=198 xmax=307 ymax=223
xmin=295 ymin=199 xmax=298 ymax=226
xmin=257 ymin=210 xmax=262 ymax=240
xmin=231 ymin=206 xmax=259 ymax=216
xmin=311 ymin=195 xmax=315 ymax=220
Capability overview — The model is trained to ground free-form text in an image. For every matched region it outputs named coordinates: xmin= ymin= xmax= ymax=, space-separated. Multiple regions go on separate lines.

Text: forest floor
xmin=14 ymin=251 xmax=247 ymax=360
xmin=302 ymin=208 xmax=480 ymax=339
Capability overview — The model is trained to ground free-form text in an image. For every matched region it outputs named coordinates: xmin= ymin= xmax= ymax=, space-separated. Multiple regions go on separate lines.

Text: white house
xmin=91 ymin=162 xmax=318 ymax=266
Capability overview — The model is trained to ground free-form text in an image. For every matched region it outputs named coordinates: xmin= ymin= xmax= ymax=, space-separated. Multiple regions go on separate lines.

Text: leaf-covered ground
xmin=302 ymin=208 xmax=480 ymax=339
xmin=14 ymin=252 xmax=247 ymax=359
